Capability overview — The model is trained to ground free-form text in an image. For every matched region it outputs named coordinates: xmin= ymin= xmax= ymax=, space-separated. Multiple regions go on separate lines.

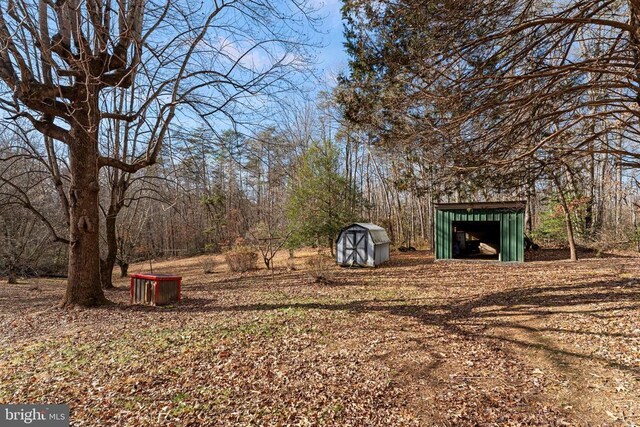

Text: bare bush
xmin=201 ymin=258 xmax=217 ymax=275
xmin=225 ymin=249 xmax=258 ymax=273
xmin=304 ymin=251 xmax=334 ymax=284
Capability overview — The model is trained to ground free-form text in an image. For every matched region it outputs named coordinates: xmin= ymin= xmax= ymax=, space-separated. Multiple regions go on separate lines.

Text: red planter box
xmin=130 ymin=273 xmax=182 ymax=306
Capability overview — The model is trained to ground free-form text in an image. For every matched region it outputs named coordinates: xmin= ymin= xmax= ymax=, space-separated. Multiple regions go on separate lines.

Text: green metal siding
xmin=434 ymin=208 xmax=525 ymax=262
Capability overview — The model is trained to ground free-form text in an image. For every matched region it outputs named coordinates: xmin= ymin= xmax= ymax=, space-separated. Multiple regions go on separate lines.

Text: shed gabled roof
xmin=337 ymin=223 xmax=391 ymax=244
xmin=369 ymin=229 xmax=391 ymax=244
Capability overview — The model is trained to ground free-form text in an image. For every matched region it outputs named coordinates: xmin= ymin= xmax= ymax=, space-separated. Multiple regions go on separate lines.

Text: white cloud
xmin=215 ymin=36 xmax=278 ymax=72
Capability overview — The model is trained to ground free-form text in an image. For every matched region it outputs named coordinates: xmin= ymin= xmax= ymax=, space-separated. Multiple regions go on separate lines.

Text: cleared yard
xmin=0 ymin=249 xmax=639 ymax=426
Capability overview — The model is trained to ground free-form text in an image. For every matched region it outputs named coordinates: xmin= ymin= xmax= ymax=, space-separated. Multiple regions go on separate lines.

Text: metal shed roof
xmin=338 ymin=223 xmax=392 ymax=244
xmin=353 ymin=222 xmax=385 ymax=231
xmin=435 ymin=201 xmax=526 ymax=211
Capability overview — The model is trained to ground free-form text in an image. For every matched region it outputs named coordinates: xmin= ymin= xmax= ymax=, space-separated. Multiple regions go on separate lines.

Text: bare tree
xmin=0 ymin=208 xmax=51 ymax=283
xmin=0 ymin=0 xmax=316 ymax=306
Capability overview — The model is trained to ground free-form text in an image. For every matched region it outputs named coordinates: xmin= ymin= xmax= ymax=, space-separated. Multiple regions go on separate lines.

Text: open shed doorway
xmin=435 ymin=201 xmax=525 ymax=262
xmin=452 ymin=221 xmax=500 ymax=260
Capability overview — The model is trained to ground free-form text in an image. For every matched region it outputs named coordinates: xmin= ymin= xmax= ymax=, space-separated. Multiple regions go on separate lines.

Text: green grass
xmin=1 ymin=308 xmax=316 ymax=384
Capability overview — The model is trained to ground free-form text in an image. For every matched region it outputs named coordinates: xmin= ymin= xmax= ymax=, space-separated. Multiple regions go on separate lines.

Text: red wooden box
xmin=130 ymin=273 xmax=182 ymax=306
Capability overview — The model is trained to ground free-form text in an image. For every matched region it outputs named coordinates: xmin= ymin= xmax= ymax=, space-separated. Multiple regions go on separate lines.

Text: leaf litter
xmin=0 ymin=249 xmax=638 ymax=426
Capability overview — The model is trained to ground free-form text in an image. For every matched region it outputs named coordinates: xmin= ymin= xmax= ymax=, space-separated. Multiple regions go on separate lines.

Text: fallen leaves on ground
xmin=0 ymin=249 xmax=639 ymax=426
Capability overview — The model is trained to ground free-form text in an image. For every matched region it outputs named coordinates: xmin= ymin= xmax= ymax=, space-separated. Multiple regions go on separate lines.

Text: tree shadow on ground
xmin=184 ymin=277 xmax=640 ymax=375
xmin=525 ymin=248 xmax=586 ymax=261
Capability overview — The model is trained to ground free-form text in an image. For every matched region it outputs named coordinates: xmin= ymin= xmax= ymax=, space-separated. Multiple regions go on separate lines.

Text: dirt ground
xmin=0 ymin=249 xmax=638 ymax=426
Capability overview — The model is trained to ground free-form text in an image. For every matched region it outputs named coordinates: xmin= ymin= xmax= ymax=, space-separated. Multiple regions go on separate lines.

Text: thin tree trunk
xmin=561 ymin=199 xmax=578 ymax=262
xmin=525 ymin=187 xmax=534 ymax=233
xmin=616 ymin=147 xmax=623 ymax=236
xmin=633 ymin=204 xmax=640 ymax=252
xmin=7 ymin=267 xmax=17 ymax=284
xmin=553 ymin=173 xmax=578 ymax=262
xmin=418 ymin=194 xmax=425 ymax=241
xmin=585 ymin=147 xmax=596 ymax=238
xmin=100 ymin=209 xmax=118 ymax=289
xmin=118 ymin=260 xmax=129 ymax=277
xmin=4 ymin=226 xmax=17 ymax=284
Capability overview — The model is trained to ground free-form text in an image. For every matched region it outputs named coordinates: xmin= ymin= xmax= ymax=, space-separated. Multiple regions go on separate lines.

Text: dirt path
xmin=490 ymin=305 xmax=639 ymax=426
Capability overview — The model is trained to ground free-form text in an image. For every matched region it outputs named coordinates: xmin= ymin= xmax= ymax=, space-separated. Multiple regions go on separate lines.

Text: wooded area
xmin=1 ymin=0 xmax=639 ymax=425
xmin=1 ymin=0 xmax=640 ymax=299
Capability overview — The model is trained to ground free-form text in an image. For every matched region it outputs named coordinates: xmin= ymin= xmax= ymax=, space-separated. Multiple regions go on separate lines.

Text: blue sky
xmin=0 ymin=0 xmax=349 ymax=139
xmin=312 ymin=0 xmax=348 ymax=79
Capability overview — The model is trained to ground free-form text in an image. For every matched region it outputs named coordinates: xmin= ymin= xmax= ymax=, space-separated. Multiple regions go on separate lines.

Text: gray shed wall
xmin=336 ymin=225 xmax=390 ymax=267
xmin=374 ymin=243 xmax=390 ymax=266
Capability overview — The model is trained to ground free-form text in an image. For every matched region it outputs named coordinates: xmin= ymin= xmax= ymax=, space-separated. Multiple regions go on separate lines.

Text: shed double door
xmin=344 ymin=230 xmax=368 ymax=265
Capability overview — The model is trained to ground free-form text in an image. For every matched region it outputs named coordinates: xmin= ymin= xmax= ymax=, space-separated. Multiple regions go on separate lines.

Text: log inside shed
xmin=452 ymin=221 xmax=500 ymax=260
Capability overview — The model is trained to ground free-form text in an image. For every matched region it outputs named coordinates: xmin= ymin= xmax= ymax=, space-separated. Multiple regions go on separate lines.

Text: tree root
xmin=57 ymin=295 xmax=114 ymax=309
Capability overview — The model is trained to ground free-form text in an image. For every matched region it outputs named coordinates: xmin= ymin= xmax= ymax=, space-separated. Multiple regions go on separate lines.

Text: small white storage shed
xmin=336 ymin=223 xmax=391 ymax=267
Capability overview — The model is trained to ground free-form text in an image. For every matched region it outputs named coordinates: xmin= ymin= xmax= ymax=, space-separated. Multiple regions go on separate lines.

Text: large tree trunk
xmin=61 ymin=121 xmax=108 ymax=307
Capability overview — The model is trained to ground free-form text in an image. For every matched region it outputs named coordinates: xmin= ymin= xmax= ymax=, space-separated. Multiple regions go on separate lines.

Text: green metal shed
xmin=434 ymin=201 xmax=526 ymax=262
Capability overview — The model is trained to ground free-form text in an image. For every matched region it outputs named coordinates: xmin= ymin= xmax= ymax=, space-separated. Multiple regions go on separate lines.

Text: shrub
xmin=201 ymin=257 xmax=216 ymax=274
xmin=225 ymin=249 xmax=258 ymax=272
xmin=304 ymin=251 xmax=334 ymax=284
xmin=285 ymin=257 xmax=297 ymax=271
xmin=530 ymin=203 xmax=567 ymax=245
